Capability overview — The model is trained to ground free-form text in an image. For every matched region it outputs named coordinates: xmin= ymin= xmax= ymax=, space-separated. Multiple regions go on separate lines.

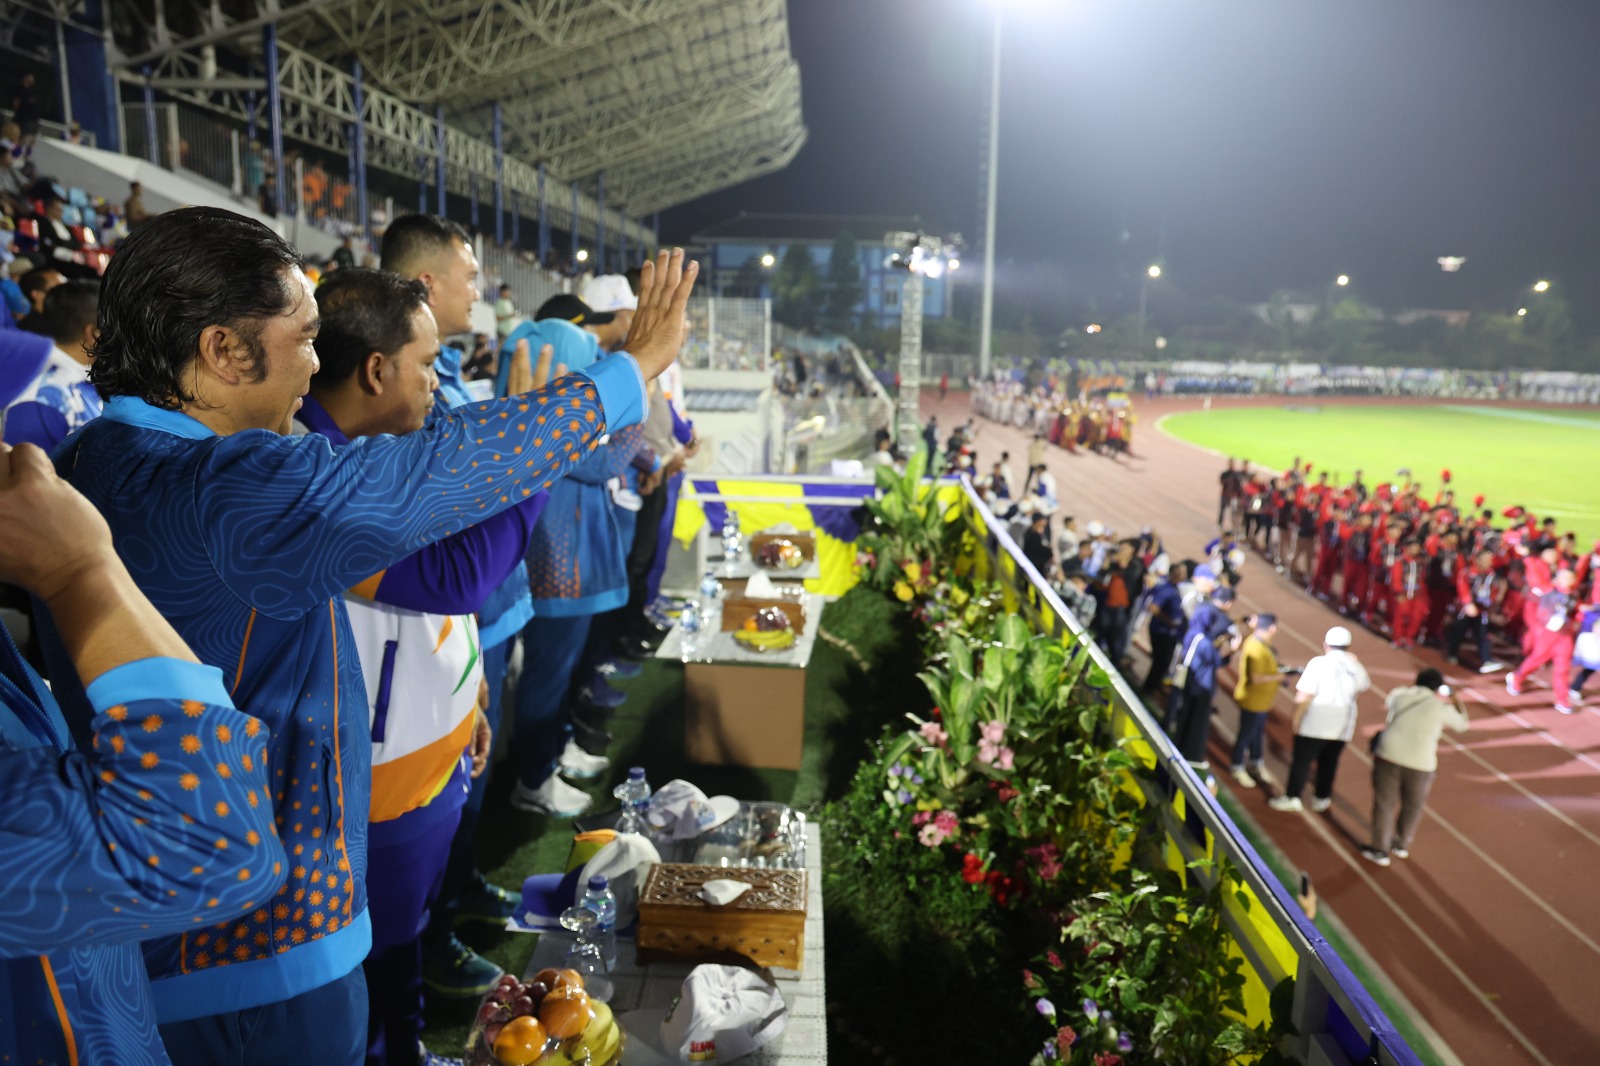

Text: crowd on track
xmin=966 ymin=398 xmax=1599 ymax=871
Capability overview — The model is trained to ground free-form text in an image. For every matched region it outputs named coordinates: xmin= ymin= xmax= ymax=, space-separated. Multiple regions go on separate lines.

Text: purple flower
xmin=912 ymin=773 xmax=925 ymax=784
xmin=1117 ymin=1032 xmax=1133 ymax=1052
xmin=888 ymin=764 xmax=903 ymax=777
xmin=1082 ymin=998 xmax=1099 ymax=1021
xmin=1036 ymin=998 xmax=1056 ymax=1020
xmin=896 ymin=789 xmax=913 ymax=805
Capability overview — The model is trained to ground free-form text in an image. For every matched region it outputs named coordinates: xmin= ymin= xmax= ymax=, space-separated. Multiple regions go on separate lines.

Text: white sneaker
xmin=1506 ymin=675 xmax=1522 ymax=696
xmin=1568 ymin=690 xmax=1584 ymax=707
xmin=1391 ymin=847 xmax=1410 ymax=860
xmin=510 ymin=775 xmax=592 ymax=817
xmin=1479 ymin=660 xmax=1507 ymax=674
xmin=1231 ymin=767 xmax=1256 ymax=789
xmin=1310 ymin=796 xmax=1333 ymax=813
xmin=1360 ymin=847 xmax=1391 ymax=868
xmin=558 ymin=740 xmax=610 ymax=781
xmin=1267 ymin=796 xmax=1303 ymax=813
xmin=1250 ymin=762 xmax=1275 ymax=785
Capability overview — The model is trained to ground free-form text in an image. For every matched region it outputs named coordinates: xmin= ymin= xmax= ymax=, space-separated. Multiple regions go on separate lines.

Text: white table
xmin=523 ymin=823 xmax=827 ymax=1065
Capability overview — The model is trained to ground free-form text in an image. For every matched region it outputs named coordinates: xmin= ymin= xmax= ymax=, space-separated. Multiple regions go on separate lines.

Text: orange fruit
xmin=491 ymin=1015 xmax=547 ymax=1066
xmin=549 ymin=968 xmax=585 ymax=991
xmin=531 ymin=968 xmax=563 ymax=989
xmin=539 ymin=986 xmax=593 ymax=1039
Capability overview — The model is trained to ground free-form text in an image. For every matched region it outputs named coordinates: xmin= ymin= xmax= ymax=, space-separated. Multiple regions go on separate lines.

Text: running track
xmin=933 ymin=391 xmax=1600 ymax=1066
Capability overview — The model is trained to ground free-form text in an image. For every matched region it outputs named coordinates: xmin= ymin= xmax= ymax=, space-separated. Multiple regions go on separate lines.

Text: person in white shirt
xmin=1056 ymin=515 xmax=1081 ymax=561
xmin=1269 ymin=626 xmax=1370 ymax=813
xmin=1361 ymin=668 xmax=1469 ymax=866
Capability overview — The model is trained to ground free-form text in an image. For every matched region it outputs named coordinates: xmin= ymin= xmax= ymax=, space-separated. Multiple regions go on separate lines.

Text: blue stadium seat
xmin=68 ymin=187 xmax=90 ymax=208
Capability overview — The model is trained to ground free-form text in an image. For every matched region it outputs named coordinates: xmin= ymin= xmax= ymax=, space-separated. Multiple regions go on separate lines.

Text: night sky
xmin=663 ymin=0 xmax=1600 ymax=324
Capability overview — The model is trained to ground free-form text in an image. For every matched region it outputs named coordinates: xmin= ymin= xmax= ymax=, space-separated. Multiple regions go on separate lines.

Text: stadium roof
xmin=117 ymin=0 xmax=806 ymax=223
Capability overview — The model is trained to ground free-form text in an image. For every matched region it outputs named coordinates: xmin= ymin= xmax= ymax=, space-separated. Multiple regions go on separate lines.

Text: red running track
xmin=931 ymin=391 xmax=1600 ymax=1066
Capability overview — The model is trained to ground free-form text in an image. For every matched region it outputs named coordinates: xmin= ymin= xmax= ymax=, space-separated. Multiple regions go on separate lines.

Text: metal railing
xmin=682 ymin=296 xmax=772 ymax=371
xmin=477 ymin=240 xmax=570 ymax=334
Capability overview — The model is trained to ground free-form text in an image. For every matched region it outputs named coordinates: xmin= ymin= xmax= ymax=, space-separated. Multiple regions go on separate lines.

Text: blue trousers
xmin=432 ymin=636 xmax=509 ymax=918
xmin=644 ymin=472 xmax=683 ymax=606
xmin=158 ymin=966 xmax=367 ymax=1066
xmin=364 ymin=803 xmax=464 ymax=1066
xmin=513 ymin=613 xmax=592 ymax=788
xmin=1231 ymin=708 xmax=1269 ymax=769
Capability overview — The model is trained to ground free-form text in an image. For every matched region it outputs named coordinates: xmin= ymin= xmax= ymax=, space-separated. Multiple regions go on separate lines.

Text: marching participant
xmin=1507 ymin=569 xmax=1580 ymax=715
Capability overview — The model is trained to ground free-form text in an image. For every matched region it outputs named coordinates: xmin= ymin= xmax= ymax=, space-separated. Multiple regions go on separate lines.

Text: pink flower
xmin=1022 ymin=969 xmax=1039 ymax=989
xmin=977 ymin=738 xmax=1003 ymax=766
xmin=918 ymin=822 xmax=950 ymax=848
xmin=1056 ymin=1026 xmax=1077 ymax=1054
xmin=919 ymin=721 xmax=949 ymax=747
xmin=911 ymin=810 xmax=931 ymax=827
xmin=996 ymin=745 xmax=1015 ymax=771
xmin=1093 ymin=1054 xmax=1122 ymax=1066
xmin=1046 ymin=950 xmax=1064 ymax=968
xmin=980 ymin=719 xmax=1006 ymax=745
xmin=933 ymin=809 xmax=958 ymax=835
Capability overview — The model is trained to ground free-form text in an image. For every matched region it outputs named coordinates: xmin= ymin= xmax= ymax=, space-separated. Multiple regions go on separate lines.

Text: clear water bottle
xmin=613 ymin=766 xmax=651 ymax=835
xmin=679 ymin=598 xmax=703 ymax=661
xmin=699 ymin=568 xmax=723 ymax=601
xmin=720 ymin=509 xmax=743 ymax=561
xmin=579 ymin=875 xmax=619 ymax=969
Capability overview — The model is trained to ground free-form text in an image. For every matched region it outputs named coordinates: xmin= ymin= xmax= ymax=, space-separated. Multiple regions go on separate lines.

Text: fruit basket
xmin=464 ymin=969 xmax=623 ymax=1066
xmin=748 ymin=532 xmax=815 ymax=572
xmin=730 ymin=605 xmax=797 ymax=652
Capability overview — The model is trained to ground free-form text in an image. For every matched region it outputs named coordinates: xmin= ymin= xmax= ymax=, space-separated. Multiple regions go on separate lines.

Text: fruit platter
xmin=752 ymin=537 xmax=806 ymax=571
xmin=465 ymin=969 xmax=622 ymax=1066
xmin=732 ymin=605 xmax=796 ymax=652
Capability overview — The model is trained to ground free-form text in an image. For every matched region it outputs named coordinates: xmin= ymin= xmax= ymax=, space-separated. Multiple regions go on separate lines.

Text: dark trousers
xmin=589 ymin=480 xmax=668 ymax=654
xmin=1231 ymin=708 xmax=1269 ymax=769
xmin=1168 ymin=685 xmax=1215 ymax=764
xmin=1285 ymin=736 xmax=1346 ymax=801
xmin=1370 ymin=756 xmax=1435 ymax=853
xmin=1097 ymin=605 xmax=1131 ymax=662
xmin=1445 ymin=611 xmax=1492 ymax=665
xmin=159 ymin=967 xmax=367 ymax=1066
xmin=644 ymin=472 xmax=684 ymax=606
xmin=430 ymin=636 xmax=509 ymax=925
xmin=365 ymin=803 xmax=463 ymax=1066
xmin=512 ymin=613 xmax=592 ymax=787
xmin=1143 ymin=630 xmax=1179 ymax=692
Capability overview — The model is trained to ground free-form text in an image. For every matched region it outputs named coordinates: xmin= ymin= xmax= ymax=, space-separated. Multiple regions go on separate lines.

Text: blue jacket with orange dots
xmin=37 ymin=355 xmax=645 ymax=1023
xmin=0 ymin=624 xmax=284 ymax=1066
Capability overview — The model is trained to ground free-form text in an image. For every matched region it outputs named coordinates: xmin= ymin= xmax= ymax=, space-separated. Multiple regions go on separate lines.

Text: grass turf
xmin=422 ymin=587 xmax=911 ymax=1055
xmin=1161 ymin=403 xmax=1600 ymax=543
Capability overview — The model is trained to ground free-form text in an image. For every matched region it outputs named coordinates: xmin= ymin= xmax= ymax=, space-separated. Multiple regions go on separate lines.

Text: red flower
xmin=961 ymin=852 xmax=986 ymax=885
xmin=998 ymin=786 xmax=1020 ymax=802
xmin=1056 ymin=1027 xmax=1078 ymax=1054
xmin=1046 ymin=950 xmax=1063 ymax=968
xmin=1093 ymin=1054 xmax=1122 ymax=1066
xmin=1022 ymin=968 xmax=1039 ymax=989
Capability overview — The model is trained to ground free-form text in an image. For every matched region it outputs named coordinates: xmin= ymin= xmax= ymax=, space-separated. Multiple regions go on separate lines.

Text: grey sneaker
xmin=1310 ymin=796 xmax=1333 ymax=813
xmin=1360 ymin=848 xmax=1391 ymax=867
xmin=1267 ymin=796 xmax=1303 ymax=813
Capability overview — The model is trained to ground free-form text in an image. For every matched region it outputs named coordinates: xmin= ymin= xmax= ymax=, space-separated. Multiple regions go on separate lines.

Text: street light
xmin=1336 ymin=274 xmax=1349 ymax=287
xmin=977 ymin=3 xmax=1003 ymax=380
xmin=1138 ymin=264 xmax=1161 ymax=345
xmin=760 ymin=253 xmax=776 ymax=268
xmin=575 ymin=248 xmax=589 ymax=263
xmin=1533 ymin=279 xmax=1550 ymax=293
xmin=1517 ymin=307 xmax=1528 ymax=317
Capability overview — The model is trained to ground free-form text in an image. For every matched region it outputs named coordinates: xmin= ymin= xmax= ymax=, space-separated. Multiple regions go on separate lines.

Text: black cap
xmin=534 ymin=293 xmax=614 ymax=326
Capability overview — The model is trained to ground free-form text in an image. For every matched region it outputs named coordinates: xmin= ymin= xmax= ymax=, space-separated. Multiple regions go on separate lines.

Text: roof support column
xmin=263 ymin=24 xmax=284 ymax=216
xmin=619 ymin=213 xmax=627 ymax=269
xmin=570 ymin=181 xmax=579 ymax=264
xmin=596 ymin=170 xmax=606 ymax=275
xmin=435 ymin=102 xmax=446 ymax=217
xmin=537 ymin=163 xmax=549 ymax=265
xmin=493 ymin=102 xmax=505 ymax=245
xmin=352 ymin=60 xmax=368 ymax=242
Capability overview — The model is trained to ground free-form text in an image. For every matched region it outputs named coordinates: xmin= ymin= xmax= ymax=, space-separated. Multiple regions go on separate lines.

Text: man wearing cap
xmin=1230 ymin=614 xmax=1288 ymax=788
xmin=1166 ymin=587 xmax=1239 ymax=771
xmin=578 ymin=275 xmax=638 ymax=352
xmin=1269 ymin=627 xmax=1369 ymax=813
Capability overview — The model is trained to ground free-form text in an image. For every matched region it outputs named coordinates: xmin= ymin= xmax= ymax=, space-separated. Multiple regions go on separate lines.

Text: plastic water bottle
xmin=699 ymin=568 xmax=723 ymax=601
xmin=613 ymin=766 xmax=651 ymax=835
xmin=720 ymin=509 xmax=743 ymax=561
xmin=679 ymin=599 xmax=703 ymax=660
xmin=579 ymin=875 xmax=619 ymax=969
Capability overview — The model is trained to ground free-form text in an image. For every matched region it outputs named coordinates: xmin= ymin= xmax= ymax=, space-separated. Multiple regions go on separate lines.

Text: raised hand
xmin=622 ymin=248 xmax=699 ymax=381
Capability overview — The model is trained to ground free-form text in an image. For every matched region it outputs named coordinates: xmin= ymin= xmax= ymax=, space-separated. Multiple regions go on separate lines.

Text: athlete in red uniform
xmin=1390 ymin=539 xmax=1429 ymax=649
xmin=1508 ymin=569 xmax=1580 ymax=714
xmin=1341 ymin=513 xmax=1375 ymax=618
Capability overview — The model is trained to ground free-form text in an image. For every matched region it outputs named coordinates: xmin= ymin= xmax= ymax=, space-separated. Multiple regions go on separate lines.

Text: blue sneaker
xmin=421 ymin=932 xmax=503 ymax=998
xmin=451 ymin=875 xmax=519 ymax=927
xmin=577 ymin=678 xmax=627 ymax=709
xmin=595 ymin=658 xmax=642 ymax=680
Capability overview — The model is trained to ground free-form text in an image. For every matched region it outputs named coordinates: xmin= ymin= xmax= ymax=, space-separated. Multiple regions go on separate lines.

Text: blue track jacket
xmin=1 ymin=624 xmax=284 ymax=1065
xmin=37 ymin=355 xmax=645 ymax=1023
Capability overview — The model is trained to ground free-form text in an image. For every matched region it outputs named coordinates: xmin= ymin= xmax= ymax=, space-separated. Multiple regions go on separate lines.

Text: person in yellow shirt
xmin=1231 ymin=613 xmax=1293 ymax=787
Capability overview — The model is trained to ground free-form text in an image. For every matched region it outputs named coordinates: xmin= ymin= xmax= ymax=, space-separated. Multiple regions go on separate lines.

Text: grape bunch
xmin=469 ymin=968 xmax=617 ymax=1065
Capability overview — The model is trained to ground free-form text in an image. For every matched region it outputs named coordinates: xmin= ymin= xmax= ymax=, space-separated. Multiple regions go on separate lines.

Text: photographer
xmin=1362 ymin=668 xmax=1470 ymax=866
xmin=1229 ymin=613 xmax=1295 ymax=788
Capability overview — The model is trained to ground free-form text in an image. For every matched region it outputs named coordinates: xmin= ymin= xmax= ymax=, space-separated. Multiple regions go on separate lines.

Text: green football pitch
xmin=1160 ymin=403 xmax=1600 ymax=544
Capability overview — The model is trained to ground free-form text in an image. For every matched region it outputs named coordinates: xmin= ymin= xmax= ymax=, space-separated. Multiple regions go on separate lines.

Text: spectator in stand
xmin=1056 ymin=515 xmax=1080 ymax=561
xmin=1270 ymin=626 xmax=1369 ymax=813
xmin=15 ymin=266 xmax=63 ymax=333
xmin=494 ymin=282 xmax=518 ymax=342
xmin=2 ymin=279 xmax=100 ymax=450
xmin=1361 ymin=668 xmax=1469 ymax=867
xmin=258 ymin=173 xmax=278 ymax=218
xmin=1 ymin=259 xmax=30 ymax=327
xmin=1142 ymin=558 xmax=1187 ymax=696
xmin=7 ymin=73 xmax=40 ymax=152
xmin=0 ymin=144 xmax=24 ymax=216
xmin=1053 ymin=569 xmax=1097 ymax=630
xmin=1097 ymin=539 xmax=1144 ymax=666
xmin=1022 ymin=512 xmax=1053 ymax=576
xmin=0 ymin=434 xmax=287 ymax=1066
xmin=332 ymin=233 xmax=357 ymax=270
xmin=1230 ymin=613 xmax=1291 ymax=788
xmin=123 ymin=180 xmax=151 ymax=228
xmin=33 ymin=197 xmax=92 ymax=278
xmin=1167 ymin=586 xmax=1238 ymax=772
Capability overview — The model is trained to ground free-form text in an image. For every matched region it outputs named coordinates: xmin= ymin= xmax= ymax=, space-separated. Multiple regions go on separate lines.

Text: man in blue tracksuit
xmin=1141 ymin=561 xmax=1187 ymax=695
xmin=0 ymin=435 xmax=285 ymax=1066
xmin=36 ymin=208 xmax=695 ymax=1064
xmin=1166 ymin=587 xmax=1240 ymax=770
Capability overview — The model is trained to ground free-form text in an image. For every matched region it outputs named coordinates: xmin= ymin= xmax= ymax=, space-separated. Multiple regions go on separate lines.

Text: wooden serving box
xmin=635 ymin=863 xmax=807 ymax=972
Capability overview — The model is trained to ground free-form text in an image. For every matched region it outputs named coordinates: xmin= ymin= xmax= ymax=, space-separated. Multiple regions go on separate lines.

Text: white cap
xmin=1085 ymin=520 xmax=1106 ymax=537
xmin=659 ymin=965 xmax=787 ymax=1063
xmin=578 ymin=831 xmax=661 ymax=929
xmin=1324 ymin=626 xmax=1353 ymax=648
xmin=646 ymin=779 xmax=740 ymax=842
xmin=579 ymin=274 xmax=638 ymax=312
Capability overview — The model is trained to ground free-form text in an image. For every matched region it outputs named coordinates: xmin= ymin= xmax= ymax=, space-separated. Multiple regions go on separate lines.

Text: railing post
xmin=595 ymin=170 xmax=606 ymax=275
xmin=537 ymin=162 xmax=549 ymax=265
xmin=141 ymin=65 xmax=158 ymax=165
xmin=352 ymin=60 xmax=368 ymax=241
xmin=435 ymin=102 xmax=446 ymax=217
xmin=492 ymin=102 xmax=505 ymax=246
xmin=263 ymin=24 xmax=285 ymax=217
xmin=229 ymin=128 xmax=242 ymax=196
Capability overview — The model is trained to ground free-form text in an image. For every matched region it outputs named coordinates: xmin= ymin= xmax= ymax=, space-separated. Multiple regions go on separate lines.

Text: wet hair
xmin=1415 ymin=668 xmax=1444 ymax=690
xmin=379 ymin=213 xmax=470 ymax=276
xmin=311 ymin=268 xmax=431 ymax=385
xmin=89 ymin=207 xmax=303 ymax=407
xmin=42 ymin=279 xmax=99 ymax=347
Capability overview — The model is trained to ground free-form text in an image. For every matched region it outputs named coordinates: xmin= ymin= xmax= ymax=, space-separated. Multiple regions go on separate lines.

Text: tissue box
xmin=635 ymin=863 xmax=807 ymax=972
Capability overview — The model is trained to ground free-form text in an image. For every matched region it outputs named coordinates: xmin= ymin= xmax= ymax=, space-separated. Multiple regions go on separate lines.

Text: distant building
xmin=1247 ymin=301 xmax=1321 ymax=326
xmin=691 ymin=212 xmax=952 ymax=330
xmin=1393 ymin=309 xmax=1471 ymax=328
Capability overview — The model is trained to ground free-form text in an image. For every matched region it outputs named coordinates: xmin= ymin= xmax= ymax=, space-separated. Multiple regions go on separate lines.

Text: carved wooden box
xmin=635 ymin=863 xmax=807 ymax=972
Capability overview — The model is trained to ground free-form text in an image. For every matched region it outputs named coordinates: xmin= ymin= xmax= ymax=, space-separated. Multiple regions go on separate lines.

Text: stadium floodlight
xmin=1533 ymin=279 xmax=1550 ymax=293
xmin=1336 ymin=274 xmax=1350 ymax=287
xmin=1086 ymin=323 xmax=1102 ymax=334
xmin=760 ymin=253 xmax=776 ymax=268
xmin=575 ymin=249 xmax=590 ymax=263
xmin=948 ymin=258 xmax=960 ymax=271
xmin=1437 ymin=256 xmax=1466 ymax=272
xmin=1147 ymin=264 xmax=1162 ymax=279
xmin=1516 ymin=307 xmax=1528 ymax=317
